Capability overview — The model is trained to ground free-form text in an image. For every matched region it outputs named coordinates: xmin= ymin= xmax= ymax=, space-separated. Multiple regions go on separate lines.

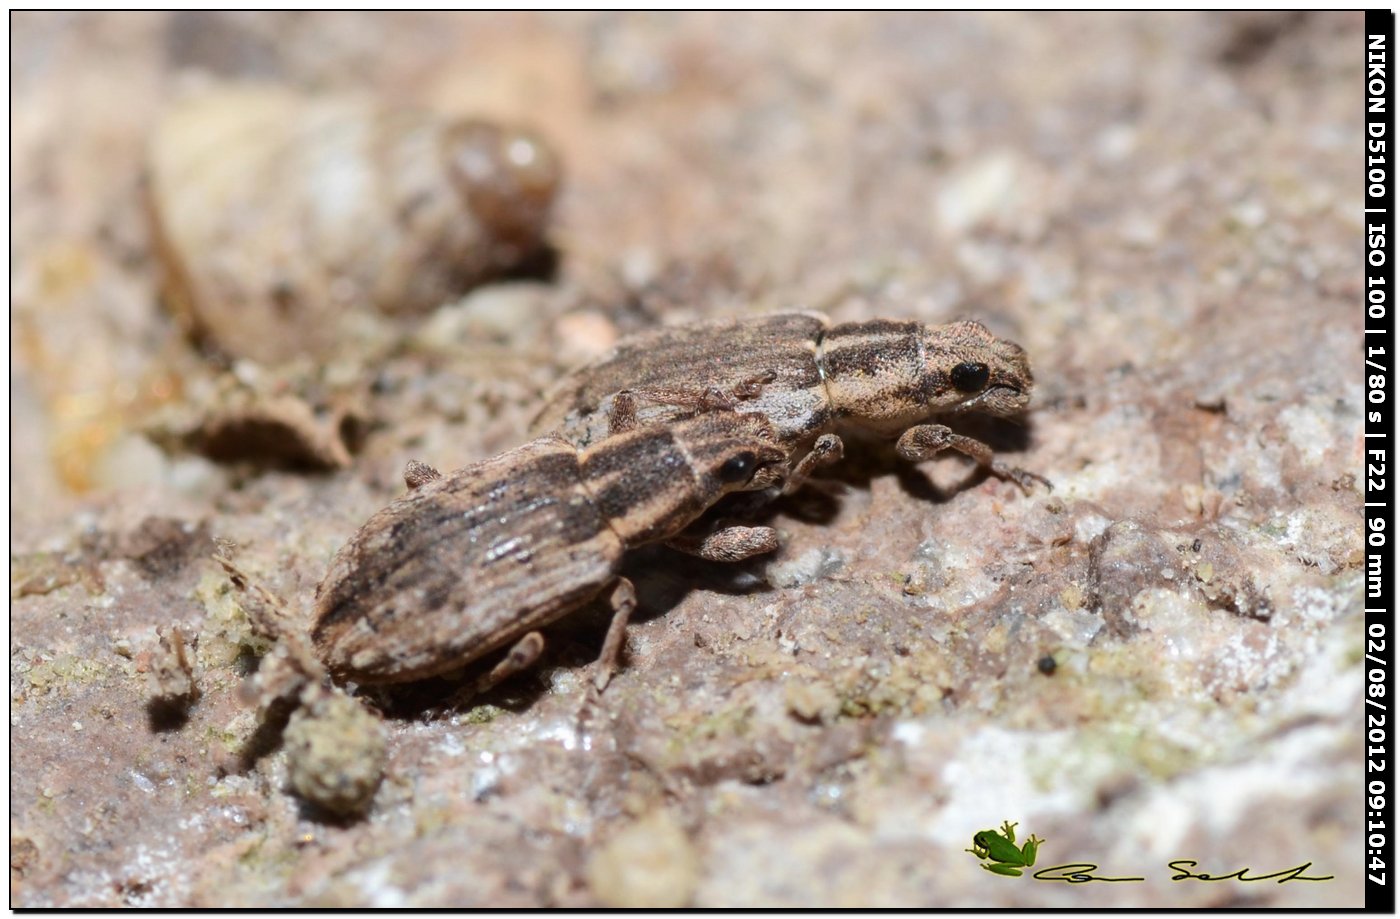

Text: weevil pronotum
xmin=532 ymin=312 xmax=1049 ymax=556
xmin=310 ymin=411 xmax=788 ymax=691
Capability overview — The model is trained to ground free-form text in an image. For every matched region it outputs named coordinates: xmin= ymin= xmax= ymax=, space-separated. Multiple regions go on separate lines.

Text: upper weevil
xmin=310 ymin=411 xmax=787 ymax=692
xmin=532 ymin=312 xmax=1049 ymax=505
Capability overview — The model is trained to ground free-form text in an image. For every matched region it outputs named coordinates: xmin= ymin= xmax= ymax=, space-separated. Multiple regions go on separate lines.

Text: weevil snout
xmin=930 ymin=321 xmax=1034 ymax=418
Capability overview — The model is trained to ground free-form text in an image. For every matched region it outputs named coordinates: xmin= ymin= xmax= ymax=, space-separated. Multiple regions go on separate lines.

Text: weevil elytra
xmin=310 ymin=411 xmax=788 ymax=691
xmin=532 ymin=312 xmax=1049 ymax=513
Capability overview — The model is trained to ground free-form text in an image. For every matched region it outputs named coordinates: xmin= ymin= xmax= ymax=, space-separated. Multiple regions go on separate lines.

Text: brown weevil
xmin=532 ymin=312 xmax=1049 ymax=513
xmin=311 ymin=411 xmax=788 ymax=692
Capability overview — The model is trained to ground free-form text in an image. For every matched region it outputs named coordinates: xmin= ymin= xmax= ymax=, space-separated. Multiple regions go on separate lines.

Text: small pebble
xmin=588 ymin=809 xmax=700 ymax=908
xmin=283 ymin=691 xmax=387 ymax=817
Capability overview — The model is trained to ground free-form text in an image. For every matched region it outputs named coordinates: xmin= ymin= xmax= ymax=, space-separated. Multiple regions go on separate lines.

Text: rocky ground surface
xmin=11 ymin=11 xmax=1366 ymax=907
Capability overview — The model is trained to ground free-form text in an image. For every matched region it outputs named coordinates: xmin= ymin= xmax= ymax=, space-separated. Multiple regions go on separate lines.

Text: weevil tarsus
xmin=783 ymin=433 xmax=845 ymax=496
xmin=896 ymin=423 xmax=1053 ymax=493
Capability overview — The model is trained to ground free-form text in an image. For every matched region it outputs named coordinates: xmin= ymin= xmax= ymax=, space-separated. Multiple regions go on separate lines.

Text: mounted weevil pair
xmin=232 ymin=310 xmax=1048 ymax=708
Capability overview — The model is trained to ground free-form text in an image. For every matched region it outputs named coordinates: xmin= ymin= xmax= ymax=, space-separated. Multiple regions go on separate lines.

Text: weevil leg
xmin=607 ymin=371 xmax=778 ymax=435
xmin=726 ymin=369 xmax=779 ymax=401
xmin=403 ymin=459 xmax=443 ymax=490
xmin=212 ymin=551 xmax=329 ymax=735
xmin=472 ymin=631 xmax=546 ymax=696
xmin=896 ymin=424 xmax=1052 ymax=494
xmin=666 ymin=523 xmax=781 ymax=562
xmin=214 ymin=552 xmax=323 ymax=680
xmin=783 ymin=433 xmax=844 ymax=495
xmin=434 ymin=631 xmax=547 ymax=716
xmin=593 ymin=577 xmax=637 ymax=692
xmin=608 ymin=387 xmax=725 ymax=435
xmin=484 ymin=632 xmax=546 ymax=688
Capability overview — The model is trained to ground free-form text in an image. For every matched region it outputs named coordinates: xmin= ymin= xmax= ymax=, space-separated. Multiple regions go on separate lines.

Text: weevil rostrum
xmin=531 ymin=312 xmax=1049 ymax=557
xmin=309 ymin=411 xmax=788 ymax=691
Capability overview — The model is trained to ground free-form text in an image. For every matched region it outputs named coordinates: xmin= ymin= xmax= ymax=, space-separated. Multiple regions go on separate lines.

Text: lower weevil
xmin=311 ymin=411 xmax=788 ymax=692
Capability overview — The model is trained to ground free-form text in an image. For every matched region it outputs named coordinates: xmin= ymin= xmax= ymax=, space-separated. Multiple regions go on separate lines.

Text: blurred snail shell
xmin=146 ymin=86 xmax=561 ymax=363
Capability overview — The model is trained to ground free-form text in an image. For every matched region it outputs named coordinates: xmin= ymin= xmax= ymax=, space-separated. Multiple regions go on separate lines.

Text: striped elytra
xmin=311 ymin=412 xmax=786 ymax=685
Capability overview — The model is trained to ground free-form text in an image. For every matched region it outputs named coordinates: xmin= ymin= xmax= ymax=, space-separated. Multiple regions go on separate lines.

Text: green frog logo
xmin=965 ymin=821 xmax=1044 ymax=877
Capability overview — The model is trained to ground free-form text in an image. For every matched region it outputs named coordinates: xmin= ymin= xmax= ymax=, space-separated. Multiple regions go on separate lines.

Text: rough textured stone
xmin=11 ymin=11 xmax=1364 ymax=908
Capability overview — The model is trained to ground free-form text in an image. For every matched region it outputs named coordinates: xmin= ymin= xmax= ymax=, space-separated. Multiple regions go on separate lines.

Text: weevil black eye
xmin=951 ymin=361 xmax=990 ymax=393
xmin=718 ymin=452 xmax=757 ymax=483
